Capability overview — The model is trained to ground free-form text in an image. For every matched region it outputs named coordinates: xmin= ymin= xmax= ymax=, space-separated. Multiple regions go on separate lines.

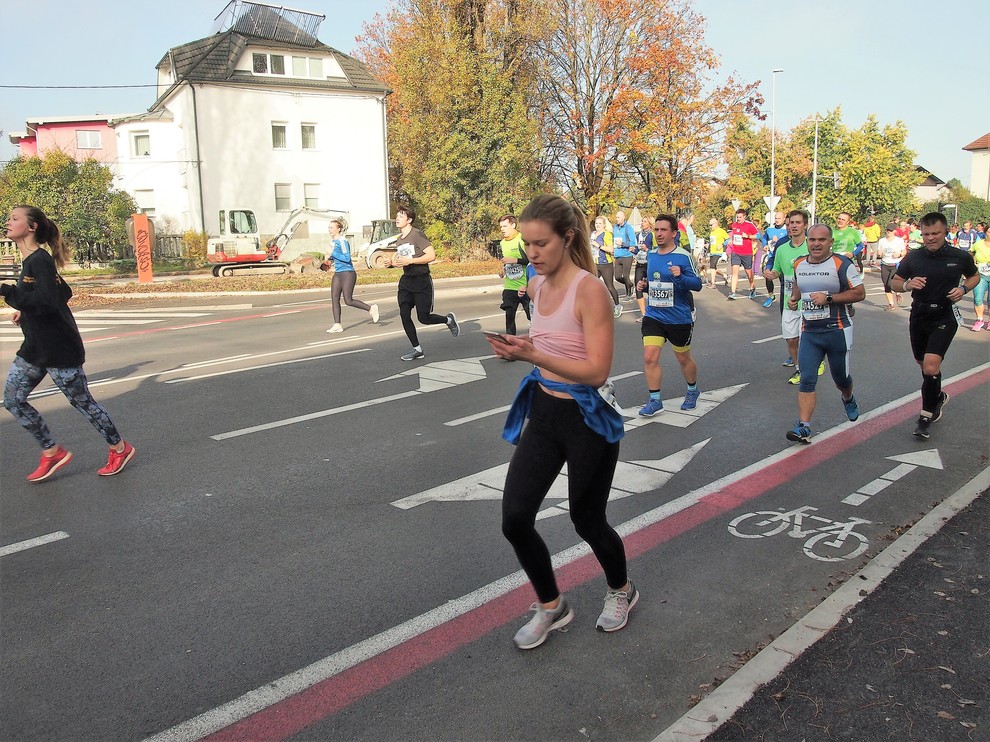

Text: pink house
xmin=8 ymin=115 xmax=132 ymax=163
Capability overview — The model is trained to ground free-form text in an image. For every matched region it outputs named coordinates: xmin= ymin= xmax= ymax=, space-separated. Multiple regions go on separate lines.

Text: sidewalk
xmin=660 ymin=468 xmax=989 ymax=741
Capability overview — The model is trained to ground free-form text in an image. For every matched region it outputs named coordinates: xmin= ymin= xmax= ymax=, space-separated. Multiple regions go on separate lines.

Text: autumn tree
xmin=0 ymin=151 xmax=136 ymax=259
xmin=531 ymin=0 xmax=761 ymax=217
xmin=357 ymin=0 xmax=542 ymax=256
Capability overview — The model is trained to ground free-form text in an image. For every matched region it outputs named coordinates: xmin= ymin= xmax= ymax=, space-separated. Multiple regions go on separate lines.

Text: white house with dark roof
xmin=109 ymin=2 xmax=391 ymax=247
xmin=963 ymin=133 xmax=990 ymax=201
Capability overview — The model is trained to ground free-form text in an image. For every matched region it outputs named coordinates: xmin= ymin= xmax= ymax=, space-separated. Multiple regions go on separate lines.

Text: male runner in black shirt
xmin=387 ymin=206 xmax=460 ymax=361
xmin=892 ymin=212 xmax=979 ymax=439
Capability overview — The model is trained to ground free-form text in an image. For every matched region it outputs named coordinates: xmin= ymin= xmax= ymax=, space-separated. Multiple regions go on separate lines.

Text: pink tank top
xmin=530 ymin=271 xmax=591 ymax=360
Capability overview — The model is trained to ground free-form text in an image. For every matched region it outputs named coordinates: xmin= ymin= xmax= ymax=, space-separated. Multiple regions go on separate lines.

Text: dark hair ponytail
xmin=16 ymin=205 xmax=71 ymax=269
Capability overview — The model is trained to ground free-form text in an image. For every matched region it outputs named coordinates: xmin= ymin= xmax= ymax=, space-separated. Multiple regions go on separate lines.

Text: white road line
xmin=752 ymin=335 xmax=783 ymax=344
xmin=73 ymin=319 xmax=161 ymax=325
xmin=261 ymin=310 xmax=302 ymax=317
xmin=0 ymin=531 xmax=69 ymax=558
xmin=305 ymin=312 xmax=507 ymax=347
xmin=445 ymin=405 xmax=512 ymax=426
xmin=74 ymin=311 xmax=210 ymax=318
xmin=210 ymin=391 xmax=420 ymax=441
xmin=180 ymin=354 xmax=253 ymax=368
xmin=166 ymin=349 xmax=369 ymax=384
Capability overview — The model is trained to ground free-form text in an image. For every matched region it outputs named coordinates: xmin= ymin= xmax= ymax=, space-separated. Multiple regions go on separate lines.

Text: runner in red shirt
xmin=727 ymin=208 xmax=759 ymax=300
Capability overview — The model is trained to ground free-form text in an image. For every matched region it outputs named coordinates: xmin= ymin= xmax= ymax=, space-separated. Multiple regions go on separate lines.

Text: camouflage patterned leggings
xmin=3 ymin=357 xmax=121 ymax=449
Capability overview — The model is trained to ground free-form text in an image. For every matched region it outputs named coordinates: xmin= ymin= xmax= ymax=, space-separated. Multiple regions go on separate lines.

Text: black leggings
xmin=614 ymin=257 xmax=634 ymax=297
xmin=881 ymin=263 xmax=897 ymax=293
xmin=634 ymin=262 xmax=647 ymax=299
xmin=397 ymin=276 xmax=447 ymax=346
xmin=596 ymin=263 xmax=619 ymax=304
xmin=502 ymin=387 xmax=627 ymax=603
xmin=331 ymin=270 xmax=371 ymax=323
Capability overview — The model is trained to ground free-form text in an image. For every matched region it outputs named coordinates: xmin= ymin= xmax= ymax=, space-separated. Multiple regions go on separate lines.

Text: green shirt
xmin=500 ymin=233 xmax=528 ymax=291
xmin=771 ymin=239 xmax=810 ymax=294
xmin=831 ymin=226 xmax=862 ymax=256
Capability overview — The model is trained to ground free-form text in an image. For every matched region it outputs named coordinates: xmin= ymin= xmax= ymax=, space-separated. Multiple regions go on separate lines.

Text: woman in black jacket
xmin=2 ymin=205 xmax=135 ymax=482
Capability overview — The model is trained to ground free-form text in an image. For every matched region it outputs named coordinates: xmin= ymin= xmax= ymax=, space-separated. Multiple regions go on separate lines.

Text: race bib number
xmin=957 ymin=238 xmax=970 ymax=249
xmin=614 ymin=237 xmax=624 ymax=248
xmin=801 ymin=297 xmax=829 ymax=321
xmin=504 ymin=263 xmax=524 ymax=280
xmin=648 ymin=280 xmax=674 ymax=308
xmin=732 ymin=234 xmax=743 ymax=246
xmin=783 ymin=277 xmax=794 ymax=294
xmin=952 ymin=305 xmax=964 ymax=326
xmin=635 ymin=250 xmax=648 ymax=264
xmin=979 ymin=263 xmax=990 ymax=276
xmin=395 ymin=244 xmax=416 ymax=259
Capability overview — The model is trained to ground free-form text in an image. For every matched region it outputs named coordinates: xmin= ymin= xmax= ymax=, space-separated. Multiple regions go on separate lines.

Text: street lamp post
xmin=811 ymin=113 xmax=820 ymax=224
xmin=769 ymin=68 xmax=784 ymax=224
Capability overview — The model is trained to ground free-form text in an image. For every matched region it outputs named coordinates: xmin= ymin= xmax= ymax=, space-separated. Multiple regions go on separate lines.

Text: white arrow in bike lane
xmin=841 ymin=448 xmax=944 ymax=506
xmin=212 ymin=356 xmax=493 ymax=440
xmin=390 ymin=439 xmax=710 ymax=514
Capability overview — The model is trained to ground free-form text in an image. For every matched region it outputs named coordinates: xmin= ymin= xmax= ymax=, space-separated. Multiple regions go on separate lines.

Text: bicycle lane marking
xmin=147 ymin=362 xmax=990 ymax=742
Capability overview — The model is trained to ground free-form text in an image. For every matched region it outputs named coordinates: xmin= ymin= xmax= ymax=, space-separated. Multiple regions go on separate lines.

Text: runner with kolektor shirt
xmin=635 ymin=214 xmax=703 ymax=416
xmin=784 ymin=224 xmax=866 ymax=444
xmin=891 ymin=212 xmax=979 ymax=439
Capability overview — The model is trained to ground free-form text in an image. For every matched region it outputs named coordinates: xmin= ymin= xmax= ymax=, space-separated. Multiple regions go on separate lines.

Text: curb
xmin=654 ymin=464 xmax=990 ymax=742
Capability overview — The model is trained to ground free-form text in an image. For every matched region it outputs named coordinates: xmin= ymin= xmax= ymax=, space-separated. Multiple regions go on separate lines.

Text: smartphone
xmin=483 ymin=330 xmax=510 ymax=344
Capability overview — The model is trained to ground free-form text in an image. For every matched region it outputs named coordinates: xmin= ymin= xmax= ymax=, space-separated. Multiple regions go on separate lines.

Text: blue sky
xmin=2 ymin=0 xmax=987 ymax=186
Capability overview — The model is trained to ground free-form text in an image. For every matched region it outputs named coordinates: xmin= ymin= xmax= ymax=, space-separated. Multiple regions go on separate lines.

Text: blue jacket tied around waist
xmin=502 ymin=368 xmax=625 ymax=445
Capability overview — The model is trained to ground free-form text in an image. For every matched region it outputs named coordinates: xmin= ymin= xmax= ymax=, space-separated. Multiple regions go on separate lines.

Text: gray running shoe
xmin=446 ymin=313 xmax=459 ymax=337
xmin=596 ymin=583 xmax=639 ymax=632
xmin=513 ymin=599 xmax=574 ymax=650
xmin=401 ymin=349 xmax=425 ymax=361
xmin=913 ymin=415 xmax=931 ymax=439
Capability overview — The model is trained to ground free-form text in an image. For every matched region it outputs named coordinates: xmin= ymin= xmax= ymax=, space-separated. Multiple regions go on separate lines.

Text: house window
xmin=292 ymin=56 xmax=308 ymax=77
xmin=134 ymin=189 xmax=156 ymax=218
xmin=304 ymin=183 xmax=319 ymax=208
xmin=132 ymin=132 xmax=151 ymax=157
xmin=309 ymin=58 xmax=323 ymax=78
xmin=271 ymin=54 xmax=285 ymax=75
xmin=301 ymin=124 xmax=316 ymax=150
xmin=271 ymin=122 xmax=287 ymax=149
xmin=275 ymin=183 xmax=291 ymax=212
xmin=252 ymin=53 xmax=268 ymax=73
xmin=76 ymin=130 xmax=102 ymax=149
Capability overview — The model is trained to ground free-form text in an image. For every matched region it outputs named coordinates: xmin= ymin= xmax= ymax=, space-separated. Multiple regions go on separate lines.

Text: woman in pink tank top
xmin=485 ymin=194 xmax=638 ymax=650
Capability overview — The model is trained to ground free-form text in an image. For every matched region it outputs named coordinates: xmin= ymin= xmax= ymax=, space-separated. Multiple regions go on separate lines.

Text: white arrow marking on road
xmin=622 ymin=384 xmax=747 ymax=429
xmin=212 ymin=356 xmax=493 ymax=441
xmin=841 ymin=448 xmax=944 ymax=506
xmin=536 ymin=439 xmax=711 ymax=520
xmin=376 ymin=356 xmax=491 ymax=393
xmin=390 ymin=439 xmax=710 ymax=517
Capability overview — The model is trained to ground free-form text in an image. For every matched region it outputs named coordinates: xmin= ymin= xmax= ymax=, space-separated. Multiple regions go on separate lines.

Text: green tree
xmin=357 ymin=0 xmax=542 ymax=256
xmin=0 ymin=151 xmax=136 ymax=258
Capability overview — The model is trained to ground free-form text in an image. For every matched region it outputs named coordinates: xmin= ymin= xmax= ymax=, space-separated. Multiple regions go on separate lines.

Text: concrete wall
xmin=969 ymin=151 xmax=990 ymax=201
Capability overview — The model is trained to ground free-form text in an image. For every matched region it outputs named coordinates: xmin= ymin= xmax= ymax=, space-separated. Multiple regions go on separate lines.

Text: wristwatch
xmin=825 ymin=294 xmax=833 ymax=304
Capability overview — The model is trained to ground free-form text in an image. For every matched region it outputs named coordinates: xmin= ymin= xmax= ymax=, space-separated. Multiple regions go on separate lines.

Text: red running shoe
xmin=27 ymin=446 xmax=73 ymax=482
xmin=98 ymin=442 xmax=136 ymax=476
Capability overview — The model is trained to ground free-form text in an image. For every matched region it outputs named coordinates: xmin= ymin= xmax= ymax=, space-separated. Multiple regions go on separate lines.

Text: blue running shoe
xmin=639 ymin=398 xmax=664 ymax=417
xmin=680 ymin=388 xmax=701 ymax=410
xmin=762 ymin=296 xmax=775 ymax=308
xmin=748 ymin=289 xmax=757 ymax=299
xmin=786 ymin=422 xmax=812 ymax=444
xmin=782 ymin=356 xmax=795 ymax=367
xmin=843 ymin=394 xmax=859 ymax=422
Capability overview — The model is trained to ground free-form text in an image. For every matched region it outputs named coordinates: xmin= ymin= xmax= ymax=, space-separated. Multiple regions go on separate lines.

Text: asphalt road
xmin=1 ymin=272 xmax=988 ymax=741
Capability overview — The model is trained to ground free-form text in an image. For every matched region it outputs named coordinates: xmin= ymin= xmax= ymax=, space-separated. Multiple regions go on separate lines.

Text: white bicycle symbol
xmin=728 ymin=505 xmax=871 ymax=562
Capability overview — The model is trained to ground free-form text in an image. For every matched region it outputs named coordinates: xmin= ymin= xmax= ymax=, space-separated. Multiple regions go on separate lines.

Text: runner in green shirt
xmin=498 ymin=214 xmax=531 ymax=335
xmin=831 ymin=212 xmax=863 ymax=258
xmin=765 ymin=209 xmax=811 ymax=383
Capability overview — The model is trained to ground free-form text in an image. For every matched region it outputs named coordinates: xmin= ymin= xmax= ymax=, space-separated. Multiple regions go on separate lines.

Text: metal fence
xmin=1 ymin=235 xmax=190 ymax=266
